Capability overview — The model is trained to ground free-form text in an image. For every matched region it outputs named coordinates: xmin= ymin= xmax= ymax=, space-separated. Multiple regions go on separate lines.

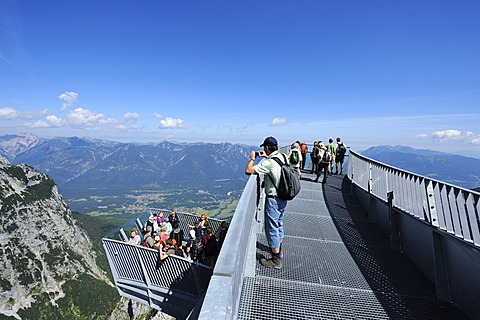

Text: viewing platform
xmin=231 ymin=172 xmax=469 ymax=319
xmin=103 ymin=149 xmax=480 ymax=319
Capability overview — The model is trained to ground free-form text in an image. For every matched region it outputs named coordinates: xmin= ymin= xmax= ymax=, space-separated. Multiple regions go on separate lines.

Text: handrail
xmin=198 ymin=174 xmax=262 ymax=319
xmin=347 ymin=150 xmax=480 ymax=247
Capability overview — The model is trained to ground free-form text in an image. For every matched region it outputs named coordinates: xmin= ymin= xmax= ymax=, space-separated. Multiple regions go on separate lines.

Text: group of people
xmin=285 ymin=137 xmax=347 ymax=183
xmin=245 ymin=136 xmax=348 ymax=270
xmin=124 ymin=211 xmax=229 ymax=269
xmin=306 ymin=137 xmax=347 ymax=184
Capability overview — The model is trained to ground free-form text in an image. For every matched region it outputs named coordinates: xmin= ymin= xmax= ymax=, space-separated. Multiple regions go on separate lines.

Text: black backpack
xmin=337 ymin=143 xmax=347 ymax=156
xmin=320 ymin=147 xmax=332 ymax=164
xmin=271 ymin=154 xmax=301 ymax=200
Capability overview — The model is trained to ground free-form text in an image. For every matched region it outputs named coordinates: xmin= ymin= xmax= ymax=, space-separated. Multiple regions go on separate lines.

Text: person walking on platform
xmin=327 ymin=138 xmax=336 ymax=175
xmin=288 ymin=142 xmax=302 ymax=178
xmin=245 ymin=136 xmax=286 ymax=269
xmin=300 ymin=142 xmax=308 ymax=170
xmin=314 ymin=142 xmax=329 ymax=184
xmin=335 ymin=137 xmax=347 ymax=175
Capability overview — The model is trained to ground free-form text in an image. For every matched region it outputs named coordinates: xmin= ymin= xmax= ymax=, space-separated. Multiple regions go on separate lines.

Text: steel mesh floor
xmin=238 ymin=277 xmax=467 ymax=320
xmin=238 ymin=173 xmax=468 ymax=320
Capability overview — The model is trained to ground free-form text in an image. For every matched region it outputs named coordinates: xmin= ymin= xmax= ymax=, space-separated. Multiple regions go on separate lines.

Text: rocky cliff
xmin=0 ymin=156 xmax=115 ymax=319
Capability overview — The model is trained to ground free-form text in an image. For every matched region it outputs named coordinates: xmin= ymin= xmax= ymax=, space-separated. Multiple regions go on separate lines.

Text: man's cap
xmin=260 ymin=136 xmax=278 ymax=147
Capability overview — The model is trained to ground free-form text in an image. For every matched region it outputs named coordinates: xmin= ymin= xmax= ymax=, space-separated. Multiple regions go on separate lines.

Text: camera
xmin=255 ymin=151 xmax=260 ymax=158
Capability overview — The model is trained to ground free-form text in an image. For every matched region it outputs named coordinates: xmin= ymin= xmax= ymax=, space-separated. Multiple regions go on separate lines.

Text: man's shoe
xmin=260 ymin=257 xmax=282 ymax=269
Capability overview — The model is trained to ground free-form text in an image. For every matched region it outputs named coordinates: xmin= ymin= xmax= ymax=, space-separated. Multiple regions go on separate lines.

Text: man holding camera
xmin=245 ymin=136 xmax=286 ymax=269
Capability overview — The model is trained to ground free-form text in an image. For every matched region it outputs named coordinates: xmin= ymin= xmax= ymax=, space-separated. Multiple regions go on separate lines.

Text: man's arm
xmin=245 ymin=151 xmax=257 ymax=175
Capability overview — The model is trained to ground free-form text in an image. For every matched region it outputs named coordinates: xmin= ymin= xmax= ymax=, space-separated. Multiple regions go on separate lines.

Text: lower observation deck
xmin=236 ymin=171 xmax=468 ymax=320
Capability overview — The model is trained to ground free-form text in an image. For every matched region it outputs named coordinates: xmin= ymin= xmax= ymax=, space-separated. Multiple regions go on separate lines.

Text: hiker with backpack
xmin=245 ymin=136 xmax=295 ymax=269
xmin=335 ymin=137 xmax=347 ymax=175
xmin=313 ymin=142 xmax=330 ymax=184
xmin=288 ymin=142 xmax=302 ymax=178
xmin=327 ymin=138 xmax=336 ymax=175
xmin=310 ymin=141 xmax=320 ymax=174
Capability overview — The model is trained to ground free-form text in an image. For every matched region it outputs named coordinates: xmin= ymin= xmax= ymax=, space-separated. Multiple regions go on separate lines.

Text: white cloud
xmin=159 ymin=117 xmax=185 ymax=129
xmin=415 ymin=133 xmax=429 ymax=138
xmin=418 ymin=129 xmax=480 ymax=145
xmin=66 ymin=107 xmax=116 ymax=129
xmin=23 ymin=120 xmax=50 ymax=128
xmin=431 ymin=129 xmax=462 ymax=140
xmin=123 ymin=112 xmax=140 ymax=121
xmin=152 ymin=113 xmax=162 ymax=118
xmin=115 ymin=124 xmax=139 ymax=130
xmin=271 ymin=117 xmax=287 ymax=126
xmin=0 ymin=107 xmax=49 ymax=120
xmin=59 ymin=91 xmax=78 ymax=111
xmin=45 ymin=115 xmax=65 ymax=127
xmin=0 ymin=107 xmax=17 ymax=119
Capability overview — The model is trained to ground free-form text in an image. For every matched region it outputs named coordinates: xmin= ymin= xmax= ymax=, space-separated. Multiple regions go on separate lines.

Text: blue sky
xmin=1 ymin=0 xmax=479 ymax=157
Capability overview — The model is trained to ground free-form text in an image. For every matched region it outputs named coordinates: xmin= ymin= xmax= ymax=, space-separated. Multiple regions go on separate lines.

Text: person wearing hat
xmin=245 ymin=136 xmax=286 ymax=269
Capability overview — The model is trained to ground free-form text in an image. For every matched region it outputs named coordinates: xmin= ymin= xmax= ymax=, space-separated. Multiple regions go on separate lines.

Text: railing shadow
xmin=322 ymin=175 xmax=468 ymax=319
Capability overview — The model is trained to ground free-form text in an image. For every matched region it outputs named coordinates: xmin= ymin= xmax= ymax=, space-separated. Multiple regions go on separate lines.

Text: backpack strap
xmin=269 ymin=154 xmax=287 ymax=193
xmin=271 ymin=153 xmax=287 ymax=167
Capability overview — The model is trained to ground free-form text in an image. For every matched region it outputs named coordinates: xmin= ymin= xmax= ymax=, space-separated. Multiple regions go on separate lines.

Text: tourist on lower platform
xmin=143 ymin=225 xmax=155 ymax=248
xmin=169 ymin=221 xmax=184 ymax=248
xmin=125 ymin=228 xmax=141 ymax=245
xmin=201 ymin=227 xmax=218 ymax=268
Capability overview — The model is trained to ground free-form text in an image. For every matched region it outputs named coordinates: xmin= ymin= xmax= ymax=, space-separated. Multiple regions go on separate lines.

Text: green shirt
xmin=253 ymin=151 xmax=283 ymax=196
xmin=327 ymin=143 xmax=336 ymax=160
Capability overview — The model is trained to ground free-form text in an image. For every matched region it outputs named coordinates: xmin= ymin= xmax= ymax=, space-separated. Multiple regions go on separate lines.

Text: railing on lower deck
xmin=102 ymin=210 xmax=227 ymax=319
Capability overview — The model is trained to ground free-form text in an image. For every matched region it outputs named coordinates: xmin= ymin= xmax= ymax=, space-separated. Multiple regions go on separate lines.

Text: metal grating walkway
xmin=237 ymin=172 xmax=469 ymax=320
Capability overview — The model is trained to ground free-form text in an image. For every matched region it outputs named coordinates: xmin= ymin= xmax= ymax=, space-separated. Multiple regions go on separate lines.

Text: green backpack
xmin=289 ymin=150 xmax=300 ymax=165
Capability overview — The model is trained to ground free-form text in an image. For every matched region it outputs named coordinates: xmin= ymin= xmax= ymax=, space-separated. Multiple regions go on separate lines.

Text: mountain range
xmin=360 ymin=145 xmax=480 ymax=190
xmin=0 ymin=133 xmax=254 ymax=215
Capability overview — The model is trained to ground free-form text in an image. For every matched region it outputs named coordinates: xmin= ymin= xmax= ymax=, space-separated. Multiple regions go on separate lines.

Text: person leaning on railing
xmin=124 ymin=228 xmax=141 ymax=245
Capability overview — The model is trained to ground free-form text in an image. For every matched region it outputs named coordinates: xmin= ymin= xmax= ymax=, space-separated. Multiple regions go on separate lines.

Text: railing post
xmin=426 ymin=181 xmax=439 ymax=227
xmin=119 ymin=228 xmax=128 ymax=241
xmin=388 ymin=191 xmax=401 ymax=252
xmin=432 ymin=230 xmax=451 ymax=301
xmin=368 ymin=163 xmax=376 ymax=223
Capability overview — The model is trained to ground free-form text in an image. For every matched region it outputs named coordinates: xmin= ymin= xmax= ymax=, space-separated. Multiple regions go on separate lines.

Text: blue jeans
xmin=264 ymin=197 xmax=287 ymax=249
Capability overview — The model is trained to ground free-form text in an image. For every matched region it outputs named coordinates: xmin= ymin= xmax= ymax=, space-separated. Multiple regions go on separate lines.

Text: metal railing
xmin=347 ymin=150 xmax=480 ymax=247
xmin=198 ymin=175 xmax=263 ymax=319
